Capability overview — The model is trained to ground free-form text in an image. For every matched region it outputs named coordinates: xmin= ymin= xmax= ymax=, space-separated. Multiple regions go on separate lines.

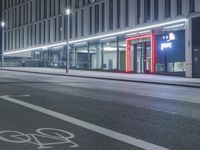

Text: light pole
xmin=1 ymin=21 xmax=5 ymax=68
xmin=66 ymin=9 xmax=71 ymax=73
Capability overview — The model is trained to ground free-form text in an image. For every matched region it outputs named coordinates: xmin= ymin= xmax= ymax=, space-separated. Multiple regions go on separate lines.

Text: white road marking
xmin=0 ymin=95 xmax=169 ymax=150
xmin=0 ymin=128 xmax=78 ymax=149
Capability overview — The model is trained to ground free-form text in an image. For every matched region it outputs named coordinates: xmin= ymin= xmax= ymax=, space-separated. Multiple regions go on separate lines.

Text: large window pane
xmin=103 ymin=41 xmax=117 ymax=70
xmin=76 ymin=46 xmax=89 ymax=69
xmin=89 ymin=43 xmax=101 ymax=69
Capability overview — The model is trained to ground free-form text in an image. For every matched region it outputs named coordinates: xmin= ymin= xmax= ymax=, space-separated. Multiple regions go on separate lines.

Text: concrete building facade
xmin=0 ymin=1 xmax=2 ymax=60
xmin=1 ymin=0 xmax=200 ymax=77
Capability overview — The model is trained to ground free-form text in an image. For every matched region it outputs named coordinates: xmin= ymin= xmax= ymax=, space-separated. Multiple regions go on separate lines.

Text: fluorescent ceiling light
xmin=74 ymin=42 xmax=87 ymax=46
xmin=163 ymin=23 xmax=185 ymax=31
xmin=126 ymin=33 xmax=137 ymax=37
xmin=100 ymin=36 xmax=116 ymax=42
xmin=52 ymin=46 xmax=64 ymax=50
xmin=138 ymin=30 xmax=151 ymax=34
xmin=77 ymin=50 xmax=88 ymax=53
xmin=104 ymin=47 xmax=117 ymax=51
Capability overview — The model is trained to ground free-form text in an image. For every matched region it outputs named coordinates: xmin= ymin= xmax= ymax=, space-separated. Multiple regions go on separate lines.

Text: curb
xmin=2 ymin=69 xmax=200 ymax=88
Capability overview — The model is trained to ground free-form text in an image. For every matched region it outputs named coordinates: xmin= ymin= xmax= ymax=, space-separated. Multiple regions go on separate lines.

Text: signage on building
xmin=161 ymin=32 xmax=176 ymax=50
xmin=161 ymin=43 xmax=172 ymax=50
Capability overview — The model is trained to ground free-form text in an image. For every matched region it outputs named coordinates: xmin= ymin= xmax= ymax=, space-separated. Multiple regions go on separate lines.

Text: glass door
xmin=133 ymin=42 xmax=151 ymax=73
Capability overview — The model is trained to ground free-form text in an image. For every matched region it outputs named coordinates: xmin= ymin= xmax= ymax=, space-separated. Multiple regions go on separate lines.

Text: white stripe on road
xmin=0 ymin=95 xmax=169 ymax=150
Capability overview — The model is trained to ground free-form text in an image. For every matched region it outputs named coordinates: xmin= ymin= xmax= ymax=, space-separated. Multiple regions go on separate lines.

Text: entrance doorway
xmin=125 ymin=33 xmax=155 ymax=73
xmin=132 ymin=42 xmax=151 ymax=73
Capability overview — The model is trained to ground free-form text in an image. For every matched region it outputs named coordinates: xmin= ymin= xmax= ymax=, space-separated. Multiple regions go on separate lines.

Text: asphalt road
xmin=0 ymin=70 xmax=200 ymax=150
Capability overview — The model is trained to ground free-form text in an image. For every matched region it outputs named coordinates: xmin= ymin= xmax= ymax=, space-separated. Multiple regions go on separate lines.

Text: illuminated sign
xmin=161 ymin=32 xmax=175 ymax=50
xmin=161 ymin=42 xmax=172 ymax=50
xmin=162 ymin=32 xmax=176 ymax=42
xmin=169 ymin=33 xmax=175 ymax=41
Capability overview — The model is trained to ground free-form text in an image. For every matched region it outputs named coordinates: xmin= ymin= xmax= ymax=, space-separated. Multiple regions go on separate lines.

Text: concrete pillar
xmin=171 ymin=0 xmax=176 ymax=18
xmin=182 ymin=0 xmax=189 ymax=16
xmin=99 ymin=3 xmax=103 ymax=32
xmin=120 ymin=0 xmax=126 ymax=28
xmin=159 ymin=0 xmax=165 ymax=20
xmin=105 ymin=0 xmax=109 ymax=32
xmin=185 ymin=18 xmax=192 ymax=78
xmin=113 ymin=0 xmax=117 ymax=29
xmin=195 ymin=0 xmax=200 ymax=12
xmin=129 ymin=0 xmax=137 ymax=26
xmin=150 ymin=0 xmax=154 ymax=22
xmin=140 ymin=0 xmax=144 ymax=24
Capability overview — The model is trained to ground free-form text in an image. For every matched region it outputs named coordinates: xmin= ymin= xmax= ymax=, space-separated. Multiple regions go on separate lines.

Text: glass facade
xmin=127 ymin=36 xmax=152 ymax=73
xmin=3 ymin=29 xmax=186 ymax=76
xmin=155 ymin=30 xmax=185 ymax=74
xmin=74 ymin=44 xmax=89 ymax=69
xmin=102 ymin=40 xmax=117 ymax=70
xmin=89 ymin=42 xmax=101 ymax=69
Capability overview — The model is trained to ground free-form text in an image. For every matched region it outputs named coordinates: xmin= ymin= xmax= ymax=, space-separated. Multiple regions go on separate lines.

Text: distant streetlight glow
xmin=1 ymin=22 xmax=5 ymax=27
xmin=66 ymin=9 xmax=71 ymax=15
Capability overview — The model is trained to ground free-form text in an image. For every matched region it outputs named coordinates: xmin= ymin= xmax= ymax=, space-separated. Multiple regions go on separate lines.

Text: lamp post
xmin=66 ymin=9 xmax=71 ymax=73
xmin=1 ymin=21 xmax=5 ymax=68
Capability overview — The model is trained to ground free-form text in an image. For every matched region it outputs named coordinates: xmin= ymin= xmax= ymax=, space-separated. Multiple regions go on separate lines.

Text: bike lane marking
xmin=0 ymin=128 xmax=79 ymax=149
xmin=0 ymin=95 xmax=169 ymax=150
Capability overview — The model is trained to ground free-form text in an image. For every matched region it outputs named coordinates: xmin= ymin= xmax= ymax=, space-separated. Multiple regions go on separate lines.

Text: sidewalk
xmin=1 ymin=67 xmax=200 ymax=88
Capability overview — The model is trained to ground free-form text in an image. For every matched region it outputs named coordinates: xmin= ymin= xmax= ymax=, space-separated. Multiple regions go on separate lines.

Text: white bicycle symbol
xmin=0 ymin=128 xmax=79 ymax=149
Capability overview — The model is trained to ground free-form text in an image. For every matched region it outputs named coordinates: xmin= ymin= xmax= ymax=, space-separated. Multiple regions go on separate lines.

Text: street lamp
xmin=66 ymin=9 xmax=71 ymax=73
xmin=1 ymin=21 xmax=5 ymax=68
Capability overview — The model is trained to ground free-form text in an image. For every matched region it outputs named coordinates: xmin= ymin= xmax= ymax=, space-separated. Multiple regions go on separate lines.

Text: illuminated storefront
xmin=3 ymin=19 xmax=187 ymax=76
xmin=155 ymin=30 xmax=185 ymax=76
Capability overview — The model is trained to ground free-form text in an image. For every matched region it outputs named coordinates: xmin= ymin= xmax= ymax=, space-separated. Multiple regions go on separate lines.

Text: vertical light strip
xmin=150 ymin=33 xmax=156 ymax=73
xmin=150 ymin=34 xmax=153 ymax=73
xmin=127 ymin=40 xmax=130 ymax=72
xmin=125 ymin=39 xmax=129 ymax=72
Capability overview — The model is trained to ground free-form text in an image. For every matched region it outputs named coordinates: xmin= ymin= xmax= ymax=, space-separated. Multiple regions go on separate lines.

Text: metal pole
xmin=1 ymin=26 xmax=4 ymax=68
xmin=66 ymin=14 xmax=70 ymax=73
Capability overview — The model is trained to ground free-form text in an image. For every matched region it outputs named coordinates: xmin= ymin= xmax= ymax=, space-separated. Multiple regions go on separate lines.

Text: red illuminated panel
xmin=150 ymin=33 xmax=155 ymax=73
xmin=125 ymin=39 xmax=131 ymax=72
xmin=125 ymin=33 xmax=155 ymax=73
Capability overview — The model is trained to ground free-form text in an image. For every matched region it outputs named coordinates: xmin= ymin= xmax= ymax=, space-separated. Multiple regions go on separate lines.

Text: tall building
xmin=1 ymin=0 xmax=200 ymax=77
xmin=0 ymin=1 xmax=2 ymax=60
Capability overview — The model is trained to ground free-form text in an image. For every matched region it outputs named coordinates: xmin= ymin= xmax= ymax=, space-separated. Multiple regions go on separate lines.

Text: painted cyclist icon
xmin=0 ymin=128 xmax=79 ymax=149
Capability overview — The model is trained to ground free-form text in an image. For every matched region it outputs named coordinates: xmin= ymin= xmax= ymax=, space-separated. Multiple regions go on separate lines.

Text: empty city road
xmin=0 ymin=70 xmax=200 ymax=150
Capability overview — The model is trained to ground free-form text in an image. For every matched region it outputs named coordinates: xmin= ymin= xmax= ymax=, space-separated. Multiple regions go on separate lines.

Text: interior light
xmin=66 ymin=9 xmax=71 ymax=15
xmin=1 ymin=22 xmax=5 ymax=27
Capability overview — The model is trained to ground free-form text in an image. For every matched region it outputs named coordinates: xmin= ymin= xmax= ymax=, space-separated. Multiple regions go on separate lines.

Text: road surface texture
xmin=0 ymin=70 xmax=200 ymax=150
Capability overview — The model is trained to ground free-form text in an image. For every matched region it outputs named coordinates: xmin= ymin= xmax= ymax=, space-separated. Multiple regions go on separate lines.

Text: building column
xmin=171 ymin=0 xmax=176 ymax=18
xmin=158 ymin=0 xmax=165 ymax=20
xmin=150 ymin=0 xmax=154 ymax=22
xmin=140 ymin=0 xmax=144 ymax=24
xmin=129 ymin=0 xmax=137 ymax=26
xmin=182 ymin=0 xmax=189 ymax=16
xmin=185 ymin=18 xmax=192 ymax=78
xmin=195 ymin=0 xmax=200 ymax=12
